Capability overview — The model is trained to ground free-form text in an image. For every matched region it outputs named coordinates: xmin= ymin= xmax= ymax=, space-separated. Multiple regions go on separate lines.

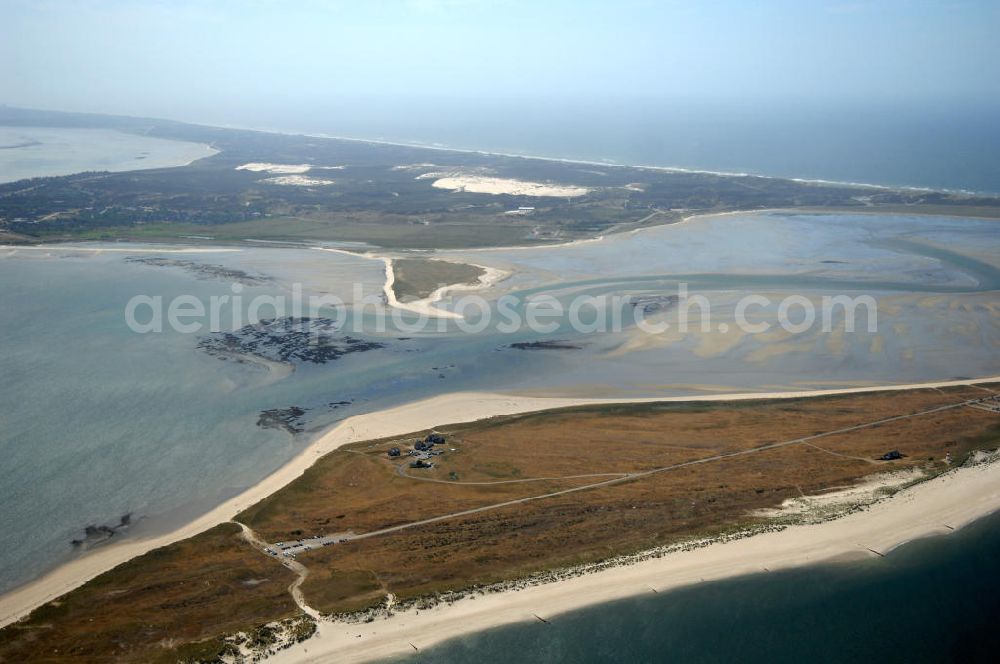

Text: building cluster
xmin=387 ymin=433 xmax=448 ymax=469
xmin=504 ymin=206 xmax=536 ymax=216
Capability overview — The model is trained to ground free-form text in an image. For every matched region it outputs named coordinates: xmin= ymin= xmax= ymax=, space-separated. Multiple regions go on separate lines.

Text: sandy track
xmin=268 ymin=456 xmax=1000 ymax=664
xmin=1 ymin=376 xmax=998 ymax=628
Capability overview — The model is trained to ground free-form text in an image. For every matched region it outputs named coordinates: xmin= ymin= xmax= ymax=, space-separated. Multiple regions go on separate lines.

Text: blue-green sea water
xmin=264 ymin=100 xmax=1000 ymax=193
xmin=393 ymin=510 xmax=1000 ymax=664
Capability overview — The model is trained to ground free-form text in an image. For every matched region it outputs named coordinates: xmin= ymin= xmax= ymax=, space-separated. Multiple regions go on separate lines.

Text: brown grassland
xmin=0 ymin=524 xmax=298 ymax=663
xmin=1 ymin=385 xmax=999 ymax=663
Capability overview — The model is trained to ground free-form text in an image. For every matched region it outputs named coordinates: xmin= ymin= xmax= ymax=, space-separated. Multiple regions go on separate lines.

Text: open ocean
xmin=256 ymin=99 xmax=1000 ymax=194
xmin=392 ymin=510 xmax=1000 ymax=664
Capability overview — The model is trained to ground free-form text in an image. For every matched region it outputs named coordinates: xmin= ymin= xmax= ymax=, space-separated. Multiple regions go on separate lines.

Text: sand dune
xmin=235 ymin=162 xmax=313 ymax=174
xmin=429 ymin=174 xmax=590 ymax=197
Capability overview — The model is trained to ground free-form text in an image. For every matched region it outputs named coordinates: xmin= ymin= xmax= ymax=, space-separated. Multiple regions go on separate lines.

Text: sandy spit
xmin=0 ymin=377 xmax=998 ymax=629
xmin=381 ymin=257 xmax=509 ymax=320
xmin=269 ymin=456 xmax=1000 ymax=664
xmin=309 ymin=246 xmax=506 ymax=320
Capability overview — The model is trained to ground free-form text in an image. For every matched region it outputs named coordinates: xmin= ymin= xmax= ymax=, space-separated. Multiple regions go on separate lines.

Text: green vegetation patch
xmin=391 ymin=258 xmax=486 ymax=301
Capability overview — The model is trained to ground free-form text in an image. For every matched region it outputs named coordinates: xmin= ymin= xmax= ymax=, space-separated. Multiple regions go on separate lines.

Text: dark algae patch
xmin=509 ymin=340 xmax=582 ymax=350
xmin=71 ymin=513 xmax=133 ymax=548
xmin=125 ymin=255 xmax=272 ymax=286
xmin=198 ymin=317 xmax=386 ymax=365
xmin=257 ymin=406 xmax=309 ymax=434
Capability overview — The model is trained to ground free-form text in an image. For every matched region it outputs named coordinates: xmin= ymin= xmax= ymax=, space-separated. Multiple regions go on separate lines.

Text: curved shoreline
xmin=1 ymin=375 xmax=998 ymax=629
xmin=312 ymin=245 xmax=508 ymax=319
xmin=269 ymin=454 xmax=1000 ymax=664
xmin=380 ymin=256 xmax=507 ymax=320
xmin=243 ymin=124 xmax=992 ymax=197
xmin=0 ymin=126 xmax=219 ymax=185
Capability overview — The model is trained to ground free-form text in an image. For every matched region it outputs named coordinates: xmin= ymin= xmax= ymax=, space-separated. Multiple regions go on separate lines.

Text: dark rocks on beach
xmin=198 ymin=317 xmax=386 ymax=365
xmin=71 ymin=513 xmax=132 ymax=548
xmin=257 ymin=406 xmax=309 ymax=434
xmin=509 ymin=340 xmax=582 ymax=351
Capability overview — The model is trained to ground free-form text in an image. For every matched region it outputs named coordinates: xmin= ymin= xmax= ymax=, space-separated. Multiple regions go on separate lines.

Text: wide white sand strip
xmin=429 ymin=175 xmax=590 ymax=198
xmin=1 ymin=376 xmax=998 ymax=628
xmin=269 ymin=456 xmax=1000 ymax=664
xmin=235 ymin=163 xmax=313 ymax=174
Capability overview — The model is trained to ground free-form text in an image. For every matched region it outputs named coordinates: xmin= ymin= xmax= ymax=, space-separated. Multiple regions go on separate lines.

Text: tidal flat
xmin=1 ymin=209 xmax=997 ymax=601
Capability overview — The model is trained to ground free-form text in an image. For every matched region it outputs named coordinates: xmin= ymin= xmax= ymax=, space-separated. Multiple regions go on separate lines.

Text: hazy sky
xmin=2 ymin=0 xmax=998 ymax=124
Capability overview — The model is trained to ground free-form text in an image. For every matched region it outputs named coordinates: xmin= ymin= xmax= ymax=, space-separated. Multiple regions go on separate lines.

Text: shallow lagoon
xmin=0 ymin=210 xmax=998 ymax=592
xmin=0 ymin=126 xmax=217 ymax=183
xmin=0 ymin=247 xmax=561 ymax=592
xmin=434 ymin=212 xmax=1000 ymax=393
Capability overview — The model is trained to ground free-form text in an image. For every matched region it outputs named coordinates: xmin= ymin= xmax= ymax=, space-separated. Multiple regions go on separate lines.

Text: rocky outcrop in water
xmin=198 ymin=317 xmax=386 ymax=365
xmin=71 ymin=513 xmax=132 ymax=548
xmin=508 ymin=340 xmax=582 ymax=350
xmin=125 ymin=256 xmax=272 ymax=286
xmin=630 ymin=294 xmax=679 ymax=315
xmin=257 ymin=406 xmax=309 ymax=434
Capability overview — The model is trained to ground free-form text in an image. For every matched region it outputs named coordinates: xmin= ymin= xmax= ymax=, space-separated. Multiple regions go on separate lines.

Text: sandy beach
xmin=268 ymin=453 xmax=1000 ymax=663
xmin=309 ymin=246 xmax=506 ymax=319
xmin=1 ymin=376 xmax=998 ymax=630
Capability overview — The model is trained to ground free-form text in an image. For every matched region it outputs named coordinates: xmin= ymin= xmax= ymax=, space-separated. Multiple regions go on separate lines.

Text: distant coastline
xmin=3 ymin=105 xmax=998 ymax=196
xmin=230 ymin=123 xmax=995 ymax=197
xmin=3 ymin=106 xmax=999 ymax=252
